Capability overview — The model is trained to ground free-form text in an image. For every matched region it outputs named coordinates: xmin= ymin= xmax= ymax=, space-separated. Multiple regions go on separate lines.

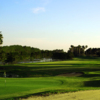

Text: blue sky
xmin=1 ymin=0 xmax=100 ymax=51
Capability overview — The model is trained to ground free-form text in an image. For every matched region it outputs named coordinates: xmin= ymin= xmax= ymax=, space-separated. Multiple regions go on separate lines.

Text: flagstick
xmin=4 ymin=71 xmax=6 ymax=87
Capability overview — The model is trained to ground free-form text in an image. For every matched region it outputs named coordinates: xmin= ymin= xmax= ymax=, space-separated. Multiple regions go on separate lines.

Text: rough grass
xmin=0 ymin=58 xmax=100 ymax=99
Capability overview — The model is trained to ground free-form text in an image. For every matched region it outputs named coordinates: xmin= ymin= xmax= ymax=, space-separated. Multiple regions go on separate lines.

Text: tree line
xmin=0 ymin=33 xmax=100 ymax=64
xmin=85 ymin=48 xmax=100 ymax=57
xmin=0 ymin=45 xmax=73 ymax=64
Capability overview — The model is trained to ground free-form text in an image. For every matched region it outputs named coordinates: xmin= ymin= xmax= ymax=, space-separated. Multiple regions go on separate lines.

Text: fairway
xmin=0 ymin=58 xmax=100 ymax=100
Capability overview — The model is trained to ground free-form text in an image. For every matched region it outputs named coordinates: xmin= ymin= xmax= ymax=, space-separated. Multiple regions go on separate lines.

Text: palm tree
xmin=78 ymin=45 xmax=81 ymax=56
xmin=85 ymin=45 xmax=88 ymax=49
xmin=0 ymin=31 xmax=3 ymax=45
xmin=71 ymin=45 xmax=74 ymax=53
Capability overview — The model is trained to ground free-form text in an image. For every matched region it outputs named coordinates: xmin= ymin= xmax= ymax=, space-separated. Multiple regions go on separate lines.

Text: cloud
xmin=32 ymin=7 xmax=45 ymax=14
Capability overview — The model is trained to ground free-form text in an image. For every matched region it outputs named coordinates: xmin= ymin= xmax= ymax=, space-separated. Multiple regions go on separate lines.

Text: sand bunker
xmin=22 ymin=90 xmax=100 ymax=100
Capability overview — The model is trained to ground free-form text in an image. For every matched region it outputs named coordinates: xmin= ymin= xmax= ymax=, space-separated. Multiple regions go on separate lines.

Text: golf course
xmin=1 ymin=57 xmax=100 ymax=100
xmin=1 ymin=0 xmax=100 ymax=99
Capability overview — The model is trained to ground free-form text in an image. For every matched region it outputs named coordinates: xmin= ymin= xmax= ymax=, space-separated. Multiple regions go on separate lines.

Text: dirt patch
xmin=57 ymin=72 xmax=84 ymax=77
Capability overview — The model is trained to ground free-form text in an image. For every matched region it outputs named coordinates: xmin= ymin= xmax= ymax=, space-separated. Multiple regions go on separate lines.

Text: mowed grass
xmin=0 ymin=58 xmax=100 ymax=99
xmin=0 ymin=77 xmax=96 ymax=100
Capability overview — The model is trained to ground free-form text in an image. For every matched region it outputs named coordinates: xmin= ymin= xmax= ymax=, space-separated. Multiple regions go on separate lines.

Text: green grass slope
xmin=0 ymin=58 xmax=100 ymax=99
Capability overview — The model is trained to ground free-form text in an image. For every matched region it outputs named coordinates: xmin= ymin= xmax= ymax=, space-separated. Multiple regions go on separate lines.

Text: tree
xmin=5 ymin=53 xmax=15 ymax=64
xmin=71 ymin=45 xmax=74 ymax=53
xmin=68 ymin=45 xmax=88 ymax=57
xmin=78 ymin=45 xmax=81 ymax=56
xmin=0 ymin=32 xmax=3 ymax=45
xmin=67 ymin=51 xmax=74 ymax=59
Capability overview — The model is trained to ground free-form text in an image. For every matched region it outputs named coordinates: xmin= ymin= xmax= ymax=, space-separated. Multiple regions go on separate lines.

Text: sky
xmin=1 ymin=0 xmax=100 ymax=51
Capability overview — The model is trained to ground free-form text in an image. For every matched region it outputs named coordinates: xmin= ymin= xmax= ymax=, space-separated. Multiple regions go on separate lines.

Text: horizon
xmin=1 ymin=0 xmax=100 ymax=51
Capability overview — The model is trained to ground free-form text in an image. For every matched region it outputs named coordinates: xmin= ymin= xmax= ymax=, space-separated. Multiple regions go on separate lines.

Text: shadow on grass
xmin=84 ymin=80 xmax=100 ymax=87
xmin=0 ymin=63 xmax=100 ymax=77
xmin=80 ymin=74 xmax=100 ymax=78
